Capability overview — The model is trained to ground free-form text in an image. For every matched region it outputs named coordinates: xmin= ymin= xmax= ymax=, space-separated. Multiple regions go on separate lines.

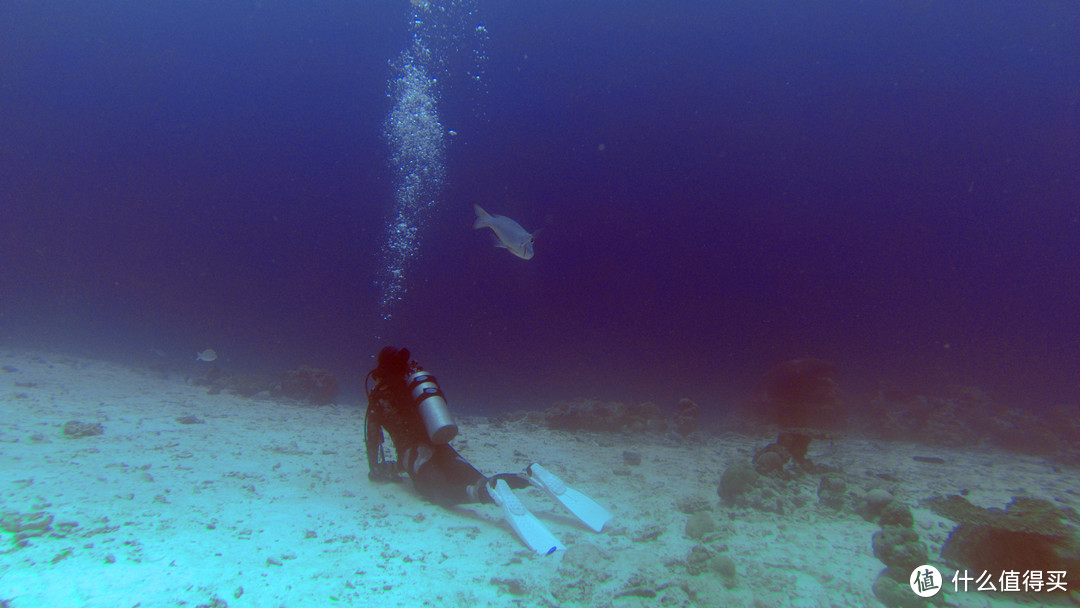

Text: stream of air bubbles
xmin=377 ymin=0 xmax=488 ymax=323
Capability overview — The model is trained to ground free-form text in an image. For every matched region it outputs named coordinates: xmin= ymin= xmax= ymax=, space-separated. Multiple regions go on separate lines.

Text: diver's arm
xmin=365 ymin=398 xmax=399 ymax=482
xmin=365 ymin=405 xmax=383 ymax=473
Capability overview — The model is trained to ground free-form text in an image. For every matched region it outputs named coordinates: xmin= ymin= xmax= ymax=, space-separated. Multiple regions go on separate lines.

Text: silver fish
xmin=472 ymin=203 xmax=536 ymax=260
xmin=195 ymin=349 xmax=217 ymax=362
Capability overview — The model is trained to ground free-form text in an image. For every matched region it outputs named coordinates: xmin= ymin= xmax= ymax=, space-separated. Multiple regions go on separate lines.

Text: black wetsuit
xmin=365 ymin=347 xmax=524 ymax=507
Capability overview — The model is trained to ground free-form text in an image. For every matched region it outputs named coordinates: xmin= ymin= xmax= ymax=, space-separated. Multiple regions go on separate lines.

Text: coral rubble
xmin=280 ymin=365 xmax=339 ymax=405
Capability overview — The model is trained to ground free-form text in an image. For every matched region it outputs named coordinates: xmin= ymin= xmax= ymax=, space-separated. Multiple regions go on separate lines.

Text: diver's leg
xmin=411 ymin=445 xmax=487 ymax=506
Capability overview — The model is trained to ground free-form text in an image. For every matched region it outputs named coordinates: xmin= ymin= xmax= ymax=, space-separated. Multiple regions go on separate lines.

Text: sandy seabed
xmin=1 ymin=349 xmax=1077 ymax=608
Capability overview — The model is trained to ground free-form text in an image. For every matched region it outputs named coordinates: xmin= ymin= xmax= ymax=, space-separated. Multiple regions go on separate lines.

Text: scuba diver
xmin=364 ymin=346 xmax=612 ymax=554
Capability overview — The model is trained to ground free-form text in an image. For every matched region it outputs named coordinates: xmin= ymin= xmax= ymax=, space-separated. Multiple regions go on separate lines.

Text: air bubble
xmin=376 ymin=0 xmax=486 ymax=322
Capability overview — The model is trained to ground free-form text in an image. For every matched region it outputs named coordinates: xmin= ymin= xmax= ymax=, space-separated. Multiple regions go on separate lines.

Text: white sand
xmin=1 ymin=350 xmax=1076 ymax=607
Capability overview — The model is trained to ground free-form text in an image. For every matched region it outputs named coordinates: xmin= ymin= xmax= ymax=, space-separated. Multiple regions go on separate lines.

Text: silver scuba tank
xmin=406 ymin=370 xmax=458 ymax=444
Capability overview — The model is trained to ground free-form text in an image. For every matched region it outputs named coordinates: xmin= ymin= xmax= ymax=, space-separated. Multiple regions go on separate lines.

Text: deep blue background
xmin=2 ymin=1 xmax=1078 ymax=412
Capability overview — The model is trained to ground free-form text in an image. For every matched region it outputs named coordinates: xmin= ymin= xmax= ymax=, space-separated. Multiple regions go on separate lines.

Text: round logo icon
xmin=909 ymin=565 xmax=943 ymax=597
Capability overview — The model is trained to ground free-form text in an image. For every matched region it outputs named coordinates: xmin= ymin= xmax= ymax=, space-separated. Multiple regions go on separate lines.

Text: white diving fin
xmin=487 ymin=479 xmax=565 ymax=555
xmin=526 ymin=463 xmax=613 ymax=533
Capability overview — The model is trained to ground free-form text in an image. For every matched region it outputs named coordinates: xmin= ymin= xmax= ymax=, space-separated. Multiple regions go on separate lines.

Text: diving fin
xmin=487 ymin=479 xmax=565 ymax=556
xmin=526 ymin=463 xmax=613 ymax=533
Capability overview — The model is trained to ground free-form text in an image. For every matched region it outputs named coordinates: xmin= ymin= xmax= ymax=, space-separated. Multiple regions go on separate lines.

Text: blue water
xmin=2 ymin=1 xmax=1077 ymax=412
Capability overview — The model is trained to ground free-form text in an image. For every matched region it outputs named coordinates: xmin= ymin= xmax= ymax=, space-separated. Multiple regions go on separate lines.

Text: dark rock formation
xmin=755 ymin=358 xmax=839 ymax=428
xmin=926 ymin=495 xmax=1080 ymax=593
xmin=673 ymin=398 xmax=700 ymax=436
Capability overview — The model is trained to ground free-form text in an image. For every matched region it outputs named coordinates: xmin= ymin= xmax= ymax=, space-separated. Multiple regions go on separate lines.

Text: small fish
xmin=195 ymin=349 xmax=218 ymax=362
xmin=472 ymin=203 xmax=537 ymax=260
